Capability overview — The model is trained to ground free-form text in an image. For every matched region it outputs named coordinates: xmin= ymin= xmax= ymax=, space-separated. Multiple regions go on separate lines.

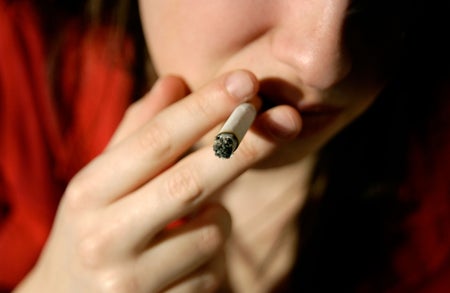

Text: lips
xmin=296 ymin=105 xmax=342 ymax=137
xmin=258 ymin=79 xmax=343 ymax=137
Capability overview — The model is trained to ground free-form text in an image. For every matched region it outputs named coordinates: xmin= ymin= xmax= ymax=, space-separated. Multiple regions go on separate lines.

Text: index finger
xmin=65 ymin=70 xmax=258 ymax=208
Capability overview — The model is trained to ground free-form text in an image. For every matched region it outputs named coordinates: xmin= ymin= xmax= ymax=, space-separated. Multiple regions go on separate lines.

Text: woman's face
xmin=138 ymin=0 xmax=396 ymax=164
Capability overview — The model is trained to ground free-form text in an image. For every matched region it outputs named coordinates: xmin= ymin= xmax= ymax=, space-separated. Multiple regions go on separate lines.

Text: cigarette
xmin=213 ymin=103 xmax=257 ymax=159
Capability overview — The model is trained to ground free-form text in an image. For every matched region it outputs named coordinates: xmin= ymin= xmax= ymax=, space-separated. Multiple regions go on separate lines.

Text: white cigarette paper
xmin=213 ymin=103 xmax=257 ymax=159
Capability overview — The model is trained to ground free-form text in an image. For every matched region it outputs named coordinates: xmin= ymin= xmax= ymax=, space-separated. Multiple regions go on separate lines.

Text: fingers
xmin=108 ymin=76 xmax=190 ymax=148
xmin=135 ymin=204 xmax=231 ymax=292
xmin=108 ymin=105 xmax=301 ymax=250
xmin=42 ymin=71 xmax=302 ymax=293
xmin=64 ymin=70 xmax=258 ymax=209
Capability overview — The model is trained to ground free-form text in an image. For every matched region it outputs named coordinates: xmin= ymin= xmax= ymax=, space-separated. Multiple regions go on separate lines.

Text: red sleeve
xmin=0 ymin=0 xmax=135 ymax=289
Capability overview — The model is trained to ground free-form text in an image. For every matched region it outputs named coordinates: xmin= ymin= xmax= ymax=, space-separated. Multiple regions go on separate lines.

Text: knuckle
xmin=137 ymin=120 xmax=172 ymax=156
xmin=75 ymin=220 xmax=122 ymax=271
xmin=76 ymin=233 xmax=140 ymax=292
xmin=164 ymin=167 xmax=203 ymax=204
xmin=76 ymin=232 xmax=110 ymax=269
xmin=95 ymin=270 xmax=138 ymax=293
xmin=76 ymin=221 xmax=125 ymax=269
xmin=63 ymin=172 xmax=95 ymax=211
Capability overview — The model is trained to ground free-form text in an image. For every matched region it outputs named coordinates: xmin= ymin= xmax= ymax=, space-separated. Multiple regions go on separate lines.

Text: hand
xmin=15 ymin=70 xmax=301 ymax=292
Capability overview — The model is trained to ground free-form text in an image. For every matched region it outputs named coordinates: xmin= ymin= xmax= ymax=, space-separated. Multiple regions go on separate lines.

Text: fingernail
xmin=225 ymin=71 xmax=255 ymax=101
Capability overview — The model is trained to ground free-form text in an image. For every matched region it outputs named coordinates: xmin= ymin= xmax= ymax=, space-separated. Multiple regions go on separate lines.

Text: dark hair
xmin=291 ymin=1 xmax=450 ymax=291
xmin=36 ymin=0 xmax=152 ymax=101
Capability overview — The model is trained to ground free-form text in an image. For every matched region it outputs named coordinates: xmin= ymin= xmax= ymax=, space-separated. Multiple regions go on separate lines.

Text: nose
xmin=271 ymin=1 xmax=351 ymax=89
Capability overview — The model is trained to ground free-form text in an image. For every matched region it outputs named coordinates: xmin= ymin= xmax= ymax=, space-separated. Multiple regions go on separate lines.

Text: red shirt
xmin=0 ymin=0 xmax=134 ymax=289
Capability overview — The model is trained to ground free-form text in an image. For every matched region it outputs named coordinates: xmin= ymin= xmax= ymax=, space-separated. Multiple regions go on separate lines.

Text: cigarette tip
xmin=213 ymin=133 xmax=238 ymax=159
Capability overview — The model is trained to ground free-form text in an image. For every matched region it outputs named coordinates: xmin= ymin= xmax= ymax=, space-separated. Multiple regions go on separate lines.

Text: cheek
xmin=140 ymin=2 xmax=196 ymax=76
xmin=139 ymin=1 xmax=226 ymax=85
xmin=139 ymin=1 xmax=272 ymax=88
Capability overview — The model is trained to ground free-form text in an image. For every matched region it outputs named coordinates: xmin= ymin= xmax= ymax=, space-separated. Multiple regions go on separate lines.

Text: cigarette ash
xmin=213 ymin=133 xmax=238 ymax=159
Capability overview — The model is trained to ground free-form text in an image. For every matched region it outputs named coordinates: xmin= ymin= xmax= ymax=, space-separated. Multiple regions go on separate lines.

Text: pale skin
xmin=15 ymin=0 xmax=390 ymax=292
